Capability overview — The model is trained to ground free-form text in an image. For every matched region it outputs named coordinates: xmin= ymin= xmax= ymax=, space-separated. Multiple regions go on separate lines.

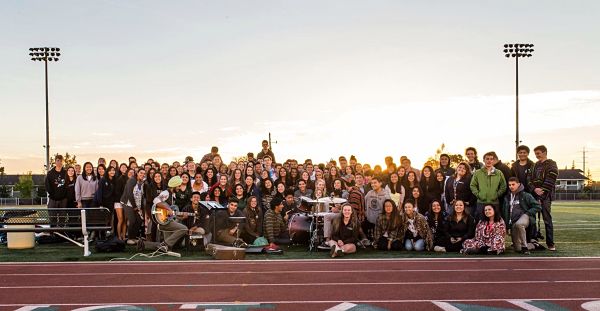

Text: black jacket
xmin=45 ymin=167 xmax=67 ymax=200
xmin=120 ymin=178 xmax=144 ymax=209
xmin=444 ymin=175 xmax=475 ymax=207
xmin=511 ymin=159 xmax=534 ymax=193
xmin=99 ymin=177 xmax=116 ymax=208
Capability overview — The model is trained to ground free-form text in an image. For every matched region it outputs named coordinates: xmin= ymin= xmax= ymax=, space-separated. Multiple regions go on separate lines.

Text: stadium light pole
xmin=29 ymin=47 xmax=61 ymax=172
xmin=503 ymin=43 xmax=534 ymax=160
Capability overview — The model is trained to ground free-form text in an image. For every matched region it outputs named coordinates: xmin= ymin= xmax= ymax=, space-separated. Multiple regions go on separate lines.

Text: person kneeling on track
xmin=503 ymin=177 xmax=541 ymax=255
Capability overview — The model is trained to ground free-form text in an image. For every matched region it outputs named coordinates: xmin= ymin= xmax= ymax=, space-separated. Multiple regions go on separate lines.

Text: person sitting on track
xmin=401 ymin=200 xmax=433 ymax=252
xmin=241 ymin=195 xmax=264 ymax=244
xmin=441 ymin=199 xmax=475 ymax=252
xmin=263 ymin=196 xmax=290 ymax=249
xmin=328 ymin=203 xmax=360 ymax=258
xmin=424 ymin=200 xmax=449 ymax=253
xmin=503 ymin=177 xmax=541 ymax=255
xmin=214 ymin=199 xmax=246 ymax=247
xmin=373 ymin=199 xmax=403 ymax=251
xmin=181 ymin=191 xmax=211 ymax=244
xmin=137 ymin=176 xmax=189 ymax=253
xmin=462 ymin=204 xmax=506 ymax=255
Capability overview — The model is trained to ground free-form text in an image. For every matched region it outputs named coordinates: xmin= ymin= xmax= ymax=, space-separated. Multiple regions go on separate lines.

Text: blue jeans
xmin=405 ymin=238 xmax=425 ymax=251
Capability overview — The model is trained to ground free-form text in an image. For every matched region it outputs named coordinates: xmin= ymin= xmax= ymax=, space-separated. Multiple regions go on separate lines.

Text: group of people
xmin=44 ymin=140 xmax=558 ymax=256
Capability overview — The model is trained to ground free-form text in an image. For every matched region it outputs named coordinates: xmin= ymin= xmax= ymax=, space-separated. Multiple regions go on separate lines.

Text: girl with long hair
xmin=373 ymin=199 xmax=402 ymax=251
xmin=328 ymin=203 xmax=360 ymax=257
xmin=401 ymin=201 xmax=433 ymax=252
xmin=462 ymin=204 xmax=506 ymax=255
xmin=443 ymin=199 xmax=475 ymax=252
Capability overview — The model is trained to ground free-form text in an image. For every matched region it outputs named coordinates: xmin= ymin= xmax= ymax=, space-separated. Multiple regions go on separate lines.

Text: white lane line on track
xmin=1 ymin=256 xmax=600 ymax=266
xmin=432 ymin=301 xmax=462 ymax=311
xmin=508 ymin=300 xmax=546 ymax=311
xmin=2 ymin=280 xmax=600 ymax=289
xmin=2 ymin=298 xmax=600 ymax=307
xmin=325 ymin=302 xmax=358 ymax=311
xmin=3 ymin=267 xmax=600 ymax=277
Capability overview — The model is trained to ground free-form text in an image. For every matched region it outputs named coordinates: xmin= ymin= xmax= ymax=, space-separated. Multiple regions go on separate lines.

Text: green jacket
xmin=470 ymin=167 xmax=507 ymax=205
xmin=502 ymin=185 xmax=542 ymax=226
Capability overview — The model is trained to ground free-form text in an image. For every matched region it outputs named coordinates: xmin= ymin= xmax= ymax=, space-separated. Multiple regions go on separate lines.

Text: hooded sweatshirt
xmin=364 ymin=188 xmax=391 ymax=224
xmin=502 ymin=183 xmax=542 ymax=226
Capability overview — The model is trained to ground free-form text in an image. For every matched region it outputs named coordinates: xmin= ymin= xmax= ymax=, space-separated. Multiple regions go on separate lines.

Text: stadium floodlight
xmin=29 ymin=47 xmax=61 ymax=172
xmin=503 ymin=42 xmax=534 ymax=160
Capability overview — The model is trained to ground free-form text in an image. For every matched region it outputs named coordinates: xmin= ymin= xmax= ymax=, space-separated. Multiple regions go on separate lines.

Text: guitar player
xmin=137 ymin=176 xmax=188 ymax=253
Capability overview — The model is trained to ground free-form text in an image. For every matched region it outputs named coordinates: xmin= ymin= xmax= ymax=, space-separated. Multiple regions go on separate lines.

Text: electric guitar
xmin=151 ymin=203 xmax=196 ymax=225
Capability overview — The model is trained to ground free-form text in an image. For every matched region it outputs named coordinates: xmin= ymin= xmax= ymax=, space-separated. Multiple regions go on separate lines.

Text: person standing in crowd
xmin=201 ymin=146 xmax=219 ymax=163
xmin=257 ymin=140 xmax=276 ymax=164
xmin=46 ymin=154 xmax=67 ymax=226
xmin=401 ymin=201 xmax=432 ymax=252
xmin=373 ymin=199 xmax=402 ymax=251
xmin=364 ymin=177 xmax=391 ymax=242
xmin=191 ymin=172 xmax=208 ymax=195
xmin=262 ymin=155 xmax=276 ymax=181
xmin=465 ymin=147 xmax=483 ymax=172
xmin=445 ymin=162 xmax=475 ymax=215
xmin=65 ymin=166 xmax=77 ymax=209
xmin=406 ymin=187 xmax=425 ymax=214
xmin=385 ymin=172 xmax=405 ymax=207
xmin=233 ymin=184 xmax=247 ymax=211
xmin=260 ymin=178 xmax=276 ymax=213
xmin=263 ymin=197 xmax=289 ymax=249
xmin=511 ymin=145 xmax=534 ymax=193
xmin=174 ymin=172 xmax=192 ymax=208
xmin=400 ymin=157 xmax=421 ymax=181
xmin=437 ymin=154 xmax=456 ymax=177
xmin=420 ymin=166 xmax=441 ymax=209
xmin=75 ymin=162 xmax=98 ymax=208
xmin=425 ymin=200 xmax=448 ymax=252
xmin=328 ymin=203 xmax=360 ymax=258
xmin=470 ymin=152 xmax=507 ymax=222
xmin=462 ymin=205 xmax=506 ymax=255
xmin=442 ymin=200 xmax=475 ymax=252
xmin=242 ymin=195 xmax=263 ymax=244
xmin=120 ymin=168 xmax=146 ymax=245
xmin=528 ymin=145 xmax=559 ymax=251
xmin=504 ymin=177 xmax=541 ymax=254
xmin=403 ymin=171 xmax=419 ymax=192
xmin=144 ymin=172 xmax=164 ymax=241
xmin=98 ymin=166 xmax=117 ymax=236
xmin=74 ymin=164 xmax=82 ymax=176
xmin=96 ymin=164 xmax=106 ymax=182
xmin=113 ymin=166 xmax=131 ymax=241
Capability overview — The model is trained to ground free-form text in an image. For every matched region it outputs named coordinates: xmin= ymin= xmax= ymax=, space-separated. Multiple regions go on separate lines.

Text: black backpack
xmin=95 ymin=237 xmax=126 ymax=252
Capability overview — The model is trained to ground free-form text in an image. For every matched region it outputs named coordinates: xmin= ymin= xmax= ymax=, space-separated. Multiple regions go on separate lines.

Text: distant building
xmin=555 ymin=169 xmax=588 ymax=192
xmin=0 ymin=174 xmax=46 ymax=198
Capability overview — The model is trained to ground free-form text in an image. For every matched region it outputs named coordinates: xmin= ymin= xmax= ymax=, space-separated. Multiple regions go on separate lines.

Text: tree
xmin=50 ymin=152 xmax=78 ymax=168
xmin=14 ymin=172 xmax=35 ymax=199
xmin=0 ymin=159 xmax=9 ymax=198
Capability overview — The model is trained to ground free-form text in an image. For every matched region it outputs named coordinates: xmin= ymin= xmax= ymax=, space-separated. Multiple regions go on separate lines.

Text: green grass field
xmin=1 ymin=201 xmax=599 ymax=262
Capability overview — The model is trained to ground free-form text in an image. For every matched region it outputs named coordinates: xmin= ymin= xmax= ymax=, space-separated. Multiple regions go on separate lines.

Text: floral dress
xmin=462 ymin=219 xmax=506 ymax=254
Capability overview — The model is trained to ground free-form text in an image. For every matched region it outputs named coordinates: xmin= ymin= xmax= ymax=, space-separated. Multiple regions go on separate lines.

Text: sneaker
xmin=330 ymin=246 xmax=336 ymax=258
xmin=336 ymin=248 xmax=344 ymax=257
xmin=521 ymin=249 xmax=531 ymax=255
xmin=547 ymin=245 xmax=556 ymax=251
xmin=434 ymin=246 xmax=446 ymax=253
xmin=126 ymin=239 xmax=138 ymax=245
xmin=360 ymin=238 xmax=371 ymax=247
xmin=157 ymin=243 xmax=169 ymax=253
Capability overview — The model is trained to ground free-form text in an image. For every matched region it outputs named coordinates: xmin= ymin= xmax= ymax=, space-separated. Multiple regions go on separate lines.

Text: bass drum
xmin=288 ymin=213 xmax=312 ymax=244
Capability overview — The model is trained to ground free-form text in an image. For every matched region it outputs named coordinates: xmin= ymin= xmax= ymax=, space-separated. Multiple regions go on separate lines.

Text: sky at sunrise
xmin=1 ymin=1 xmax=599 ymax=179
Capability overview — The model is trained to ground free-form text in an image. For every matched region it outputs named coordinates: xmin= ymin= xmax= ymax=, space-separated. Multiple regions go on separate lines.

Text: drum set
xmin=287 ymin=196 xmax=347 ymax=252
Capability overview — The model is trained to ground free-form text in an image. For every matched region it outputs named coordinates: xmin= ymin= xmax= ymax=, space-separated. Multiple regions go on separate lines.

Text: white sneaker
xmin=434 ymin=246 xmax=446 ymax=252
xmin=126 ymin=239 xmax=138 ymax=245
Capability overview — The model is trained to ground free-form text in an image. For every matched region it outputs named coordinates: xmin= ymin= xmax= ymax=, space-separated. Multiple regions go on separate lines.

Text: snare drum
xmin=288 ymin=213 xmax=312 ymax=244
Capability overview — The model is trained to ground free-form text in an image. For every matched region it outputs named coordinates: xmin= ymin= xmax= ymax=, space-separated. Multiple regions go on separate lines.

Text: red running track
xmin=1 ymin=257 xmax=600 ymax=310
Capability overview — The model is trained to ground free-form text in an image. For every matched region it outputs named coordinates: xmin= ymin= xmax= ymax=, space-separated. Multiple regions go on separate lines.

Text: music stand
xmin=199 ymin=201 xmax=227 ymax=244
